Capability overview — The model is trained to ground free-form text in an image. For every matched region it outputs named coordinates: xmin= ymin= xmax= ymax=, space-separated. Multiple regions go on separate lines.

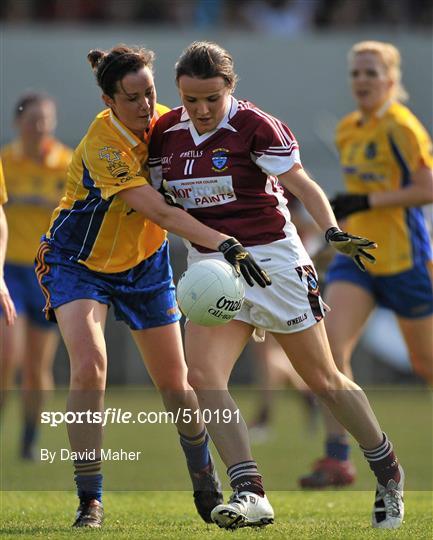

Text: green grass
xmin=1 ymin=386 xmax=432 ymax=538
xmin=1 ymin=490 xmax=432 ymax=539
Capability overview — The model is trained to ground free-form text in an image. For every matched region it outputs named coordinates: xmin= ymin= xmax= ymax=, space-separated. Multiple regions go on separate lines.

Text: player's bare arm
xmin=277 ymin=164 xmax=338 ymax=232
xmin=369 ymin=165 xmax=433 ymax=208
xmin=118 ymin=184 xmax=230 ymax=250
xmin=0 ymin=205 xmax=16 ymax=325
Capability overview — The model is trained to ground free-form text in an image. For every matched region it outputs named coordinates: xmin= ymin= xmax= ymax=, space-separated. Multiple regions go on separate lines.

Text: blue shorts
xmin=326 ymin=254 xmax=433 ymax=319
xmin=35 ymin=241 xmax=181 ymax=330
xmin=1 ymin=263 xmax=52 ymax=327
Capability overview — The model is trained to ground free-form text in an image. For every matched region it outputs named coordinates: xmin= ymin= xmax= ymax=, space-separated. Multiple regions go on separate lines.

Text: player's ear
xmin=102 ymin=93 xmax=115 ymax=109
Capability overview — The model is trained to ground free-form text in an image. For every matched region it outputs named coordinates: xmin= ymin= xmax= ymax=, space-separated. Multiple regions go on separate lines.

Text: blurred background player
xmin=0 ymin=93 xmax=71 ymax=459
xmin=0 ymin=158 xmax=17 ymax=326
xmin=300 ymin=40 xmax=433 ymax=489
xmin=248 ymin=192 xmax=320 ymax=443
xmin=248 ymin=333 xmax=319 ymax=443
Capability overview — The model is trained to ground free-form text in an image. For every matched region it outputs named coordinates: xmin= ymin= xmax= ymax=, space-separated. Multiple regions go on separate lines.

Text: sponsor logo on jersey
xmin=364 ymin=141 xmax=377 ymax=159
xmin=286 ymin=313 xmax=307 ymax=327
xmin=359 ymin=172 xmax=385 ymax=181
xmin=180 ymin=150 xmax=203 ymax=158
xmin=166 ymin=176 xmax=236 ymax=209
xmin=161 ymin=154 xmax=173 ymax=166
xmin=211 ymin=148 xmax=229 ymax=172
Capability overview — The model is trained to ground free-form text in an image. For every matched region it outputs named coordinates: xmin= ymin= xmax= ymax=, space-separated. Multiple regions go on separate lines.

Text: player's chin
xmin=137 ymin=117 xmax=151 ymax=130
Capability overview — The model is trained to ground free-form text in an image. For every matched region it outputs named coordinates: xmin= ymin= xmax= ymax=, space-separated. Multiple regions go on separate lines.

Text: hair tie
xmin=99 ymin=53 xmax=133 ymax=83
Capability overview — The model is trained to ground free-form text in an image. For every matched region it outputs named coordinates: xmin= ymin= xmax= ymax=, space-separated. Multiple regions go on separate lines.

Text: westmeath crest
xmin=211 ymin=148 xmax=229 ymax=172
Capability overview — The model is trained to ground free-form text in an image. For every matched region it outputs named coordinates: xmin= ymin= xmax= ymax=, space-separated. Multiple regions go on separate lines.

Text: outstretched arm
xmin=332 ymin=166 xmax=433 ymax=220
xmin=278 ymin=164 xmax=376 ymax=271
xmin=118 ymin=184 xmax=271 ymax=287
xmin=119 ymin=184 xmax=229 ymax=250
xmin=277 ymin=164 xmax=337 ymax=232
xmin=0 ymin=206 xmax=16 ymax=325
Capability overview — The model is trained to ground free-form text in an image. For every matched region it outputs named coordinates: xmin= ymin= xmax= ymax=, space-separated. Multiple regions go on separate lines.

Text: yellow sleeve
xmin=82 ymin=138 xmax=149 ymax=200
xmin=156 ymin=103 xmax=171 ymax=116
xmin=389 ymin=119 xmax=433 ymax=173
xmin=0 ymin=159 xmax=7 ymax=205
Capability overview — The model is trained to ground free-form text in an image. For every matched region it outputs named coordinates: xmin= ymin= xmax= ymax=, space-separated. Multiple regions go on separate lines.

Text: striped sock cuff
xmin=179 ymin=428 xmax=207 ymax=446
xmin=74 ymin=458 xmax=102 ymax=476
xmin=361 ymin=433 xmax=393 ymax=462
xmin=228 ymin=460 xmax=262 ymax=483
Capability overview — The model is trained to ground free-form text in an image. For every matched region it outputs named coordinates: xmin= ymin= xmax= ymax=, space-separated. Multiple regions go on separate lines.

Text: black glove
xmin=325 ymin=227 xmax=377 ymax=272
xmin=158 ymin=180 xmax=183 ymax=209
xmin=330 ymin=193 xmax=370 ymax=220
xmin=218 ymin=237 xmax=272 ymax=288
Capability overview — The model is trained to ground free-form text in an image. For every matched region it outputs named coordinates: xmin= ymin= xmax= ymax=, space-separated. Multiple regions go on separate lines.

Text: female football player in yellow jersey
xmin=0 ymin=158 xmax=16 ymax=325
xmin=0 ymin=94 xmax=71 ymax=460
xmin=300 ymin=41 xmax=433 ymax=490
xmin=35 ymin=44 xmax=270 ymax=528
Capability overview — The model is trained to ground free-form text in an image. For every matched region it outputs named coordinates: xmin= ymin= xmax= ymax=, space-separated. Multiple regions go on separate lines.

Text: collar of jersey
xmin=109 ymin=109 xmax=143 ymax=149
xmin=181 ymin=96 xmax=239 ymax=145
xmin=357 ymin=99 xmax=395 ymax=126
xmin=11 ymin=138 xmax=55 ymax=163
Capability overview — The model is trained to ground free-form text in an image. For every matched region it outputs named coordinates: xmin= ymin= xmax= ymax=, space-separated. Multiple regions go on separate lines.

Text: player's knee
xmin=187 ymin=366 xmax=225 ymax=390
xmin=159 ymin=387 xmax=195 ymax=412
xmin=70 ymin=352 xmax=106 ymax=389
xmin=186 ymin=366 xmax=206 ymax=390
xmin=154 ymin=368 xmax=190 ymax=393
xmin=308 ymin=370 xmax=345 ymax=403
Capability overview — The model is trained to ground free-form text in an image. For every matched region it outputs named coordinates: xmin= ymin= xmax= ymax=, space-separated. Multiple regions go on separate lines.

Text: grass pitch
xmin=1 ymin=490 xmax=432 ymax=539
xmin=1 ymin=386 xmax=432 ymax=538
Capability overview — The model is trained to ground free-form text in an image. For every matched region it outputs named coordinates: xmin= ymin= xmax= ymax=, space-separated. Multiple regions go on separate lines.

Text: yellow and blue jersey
xmin=336 ymin=101 xmax=433 ymax=275
xmin=0 ymin=158 xmax=7 ymax=204
xmin=1 ymin=139 xmax=72 ymax=265
xmin=46 ymin=104 xmax=169 ymax=274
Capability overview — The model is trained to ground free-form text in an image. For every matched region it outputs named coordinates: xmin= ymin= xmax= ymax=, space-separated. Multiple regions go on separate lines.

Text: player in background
xmin=36 ymin=44 xmax=269 ymax=528
xmin=0 ymin=94 xmax=71 ymax=459
xmin=300 ymin=41 xmax=433 ymax=489
xmin=248 ymin=194 xmax=320 ymax=443
xmin=0 ymin=158 xmax=16 ymax=326
xmin=149 ymin=41 xmax=404 ymax=530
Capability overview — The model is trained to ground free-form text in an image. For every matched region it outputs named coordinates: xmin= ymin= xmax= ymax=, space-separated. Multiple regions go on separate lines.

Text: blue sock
xmin=22 ymin=419 xmax=37 ymax=450
xmin=326 ymin=436 xmax=350 ymax=461
xmin=74 ymin=459 xmax=103 ymax=502
xmin=179 ymin=429 xmax=210 ymax=472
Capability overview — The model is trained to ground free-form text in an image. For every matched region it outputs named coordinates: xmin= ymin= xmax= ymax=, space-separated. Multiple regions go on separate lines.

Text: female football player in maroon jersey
xmin=149 ymin=41 xmax=404 ymax=530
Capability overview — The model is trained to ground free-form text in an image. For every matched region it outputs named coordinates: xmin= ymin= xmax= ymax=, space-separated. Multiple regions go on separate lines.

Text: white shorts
xmin=236 ymin=265 xmax=327 ymax=334
xmin=186 ymin=249 xmax=326 ymax=334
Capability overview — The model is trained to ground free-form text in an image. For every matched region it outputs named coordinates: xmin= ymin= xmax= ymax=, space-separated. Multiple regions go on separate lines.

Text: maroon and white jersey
xmin=149 ymin=97 xmax=312 ymax=272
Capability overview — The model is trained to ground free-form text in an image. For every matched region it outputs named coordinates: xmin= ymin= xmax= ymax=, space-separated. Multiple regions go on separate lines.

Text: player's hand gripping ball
xmin=177 ymin=259 xmax=245 ymax=326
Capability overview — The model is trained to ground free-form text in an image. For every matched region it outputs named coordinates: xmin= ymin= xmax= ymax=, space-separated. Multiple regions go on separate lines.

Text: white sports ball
xmin=177 ymin=259 xmax=245 ymax=327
